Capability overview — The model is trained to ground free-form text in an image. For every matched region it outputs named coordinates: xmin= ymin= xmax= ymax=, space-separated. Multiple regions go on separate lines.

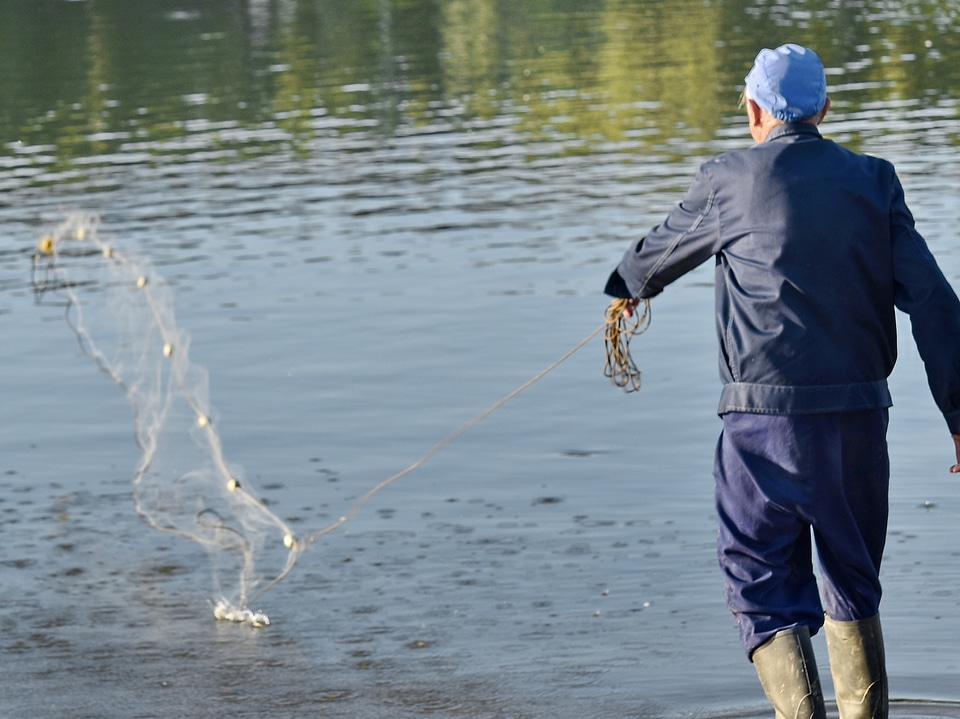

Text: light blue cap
xmin=745 ymin=44 xmax=827 ymax=121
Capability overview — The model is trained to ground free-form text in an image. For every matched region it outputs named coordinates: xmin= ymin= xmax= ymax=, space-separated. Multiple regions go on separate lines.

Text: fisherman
xmin=604 ymin=43 xmax=960 ymax=719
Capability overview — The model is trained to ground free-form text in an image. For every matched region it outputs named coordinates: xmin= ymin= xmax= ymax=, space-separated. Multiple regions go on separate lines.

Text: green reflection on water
xmin=1 ymin=0 xmax=958 ymax=178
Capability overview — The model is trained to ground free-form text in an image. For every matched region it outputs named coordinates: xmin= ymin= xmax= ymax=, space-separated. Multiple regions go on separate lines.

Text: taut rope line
xmin=248 ymin=297 xmax=649 ymax=605
xmin=298 ymin=321 xmax=607 ymax=549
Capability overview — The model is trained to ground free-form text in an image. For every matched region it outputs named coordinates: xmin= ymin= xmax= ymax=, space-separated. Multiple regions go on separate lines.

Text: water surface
xmin=2 ymin=1 xmax=960 ymax=717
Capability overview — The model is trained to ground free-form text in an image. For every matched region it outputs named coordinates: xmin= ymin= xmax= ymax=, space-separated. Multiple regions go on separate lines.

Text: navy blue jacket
xmin=606 ymin=123 xmax=960 ymax=432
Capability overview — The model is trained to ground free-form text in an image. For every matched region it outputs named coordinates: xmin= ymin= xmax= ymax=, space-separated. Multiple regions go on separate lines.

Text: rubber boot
xmin=824 ymin=614 xmax=888 ymax=719
xmin=752 ymin=626 xmax=828 ymax=719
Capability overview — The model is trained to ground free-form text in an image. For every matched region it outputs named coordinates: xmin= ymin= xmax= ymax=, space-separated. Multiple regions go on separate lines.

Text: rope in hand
xmin=604 ymin=297 xmax=651 ymax=392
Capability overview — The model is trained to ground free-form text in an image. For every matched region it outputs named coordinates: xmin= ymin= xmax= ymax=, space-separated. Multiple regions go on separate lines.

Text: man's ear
xmin=746 ymin=98 xmax=766 ymax=134
xmin=746 ymin=99 xmax=779 ymax=143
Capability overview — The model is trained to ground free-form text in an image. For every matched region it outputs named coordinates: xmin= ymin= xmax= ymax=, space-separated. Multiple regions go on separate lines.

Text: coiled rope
xmin=604 ymin=297 xmax=651 ymax=392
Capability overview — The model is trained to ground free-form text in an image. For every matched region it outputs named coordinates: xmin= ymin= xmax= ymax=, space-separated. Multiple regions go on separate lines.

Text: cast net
xmin=32 ymin=213 xmax=295 ymax=626
xmin=32 ymin=212 xmax=650 ymax=625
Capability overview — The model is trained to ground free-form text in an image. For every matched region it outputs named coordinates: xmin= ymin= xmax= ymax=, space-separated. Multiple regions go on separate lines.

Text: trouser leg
xmin=714 ymin=412 xmax=826 ymax=656
xmin=813 ymin=413 xmax=889 ymax=719
xmin=752 ymin=626 xmax=827 ymax=719
xmin=813 ymin=410 xmax=889 ymax=623
xmin=824 ymin=614 xmax=888 ymax=719
xmin=714 ymin=411 xmax=889 ymax=658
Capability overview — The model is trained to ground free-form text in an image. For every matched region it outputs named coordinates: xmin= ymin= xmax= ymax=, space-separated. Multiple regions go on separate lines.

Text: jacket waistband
xmin=718 ymin=380 xmax=892 ymax=415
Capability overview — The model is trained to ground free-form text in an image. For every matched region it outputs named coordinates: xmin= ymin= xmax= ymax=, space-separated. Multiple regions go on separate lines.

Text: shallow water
xmin=3 ymin=1 xmax=960 ymax=717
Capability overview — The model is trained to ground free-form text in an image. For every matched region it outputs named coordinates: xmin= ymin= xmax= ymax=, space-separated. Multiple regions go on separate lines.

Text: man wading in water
xmin=605 ymin=43 xmax=960 ymax=719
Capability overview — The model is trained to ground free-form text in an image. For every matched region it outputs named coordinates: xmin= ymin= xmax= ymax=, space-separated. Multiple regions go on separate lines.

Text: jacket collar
xmin=764 ymin=122 xmax=822 ymax=143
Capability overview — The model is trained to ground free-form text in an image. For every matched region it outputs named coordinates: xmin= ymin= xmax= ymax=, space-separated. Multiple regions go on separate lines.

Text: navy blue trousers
xmin=714 ymin=410 xmax=889 ymax=659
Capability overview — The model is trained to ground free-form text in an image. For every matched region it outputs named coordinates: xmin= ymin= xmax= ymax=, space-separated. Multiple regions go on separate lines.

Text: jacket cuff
xmin=604 ymin=268 xmax=632 ymax=298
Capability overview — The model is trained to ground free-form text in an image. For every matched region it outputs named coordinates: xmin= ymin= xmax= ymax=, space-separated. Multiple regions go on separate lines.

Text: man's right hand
xmin=951 ymin=434 xmax=960 ymax=473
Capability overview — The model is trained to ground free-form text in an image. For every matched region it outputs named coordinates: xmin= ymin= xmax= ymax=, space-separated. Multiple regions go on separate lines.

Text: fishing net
xmin=31 ymin=213 xmax=651 ymax=625
xmin=31 ymin=213 xmax=296 ymax=626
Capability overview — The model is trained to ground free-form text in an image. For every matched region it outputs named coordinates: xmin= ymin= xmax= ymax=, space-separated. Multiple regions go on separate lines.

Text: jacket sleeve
xmin=890 ymin=173 xmax=960 ymax=433
xmin=605 ymin=163 xmax=722 ymax=299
